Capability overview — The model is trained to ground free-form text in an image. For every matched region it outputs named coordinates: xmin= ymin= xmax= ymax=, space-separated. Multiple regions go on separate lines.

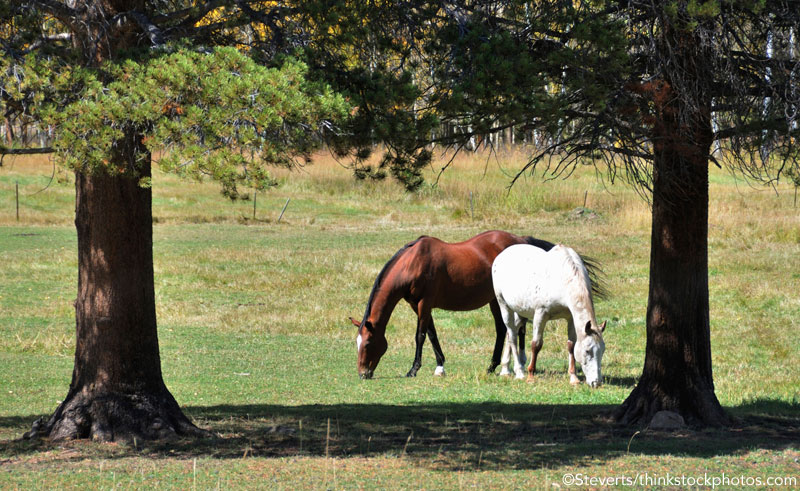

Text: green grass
xmin=1 ymin=151 xmax=799 ymax=488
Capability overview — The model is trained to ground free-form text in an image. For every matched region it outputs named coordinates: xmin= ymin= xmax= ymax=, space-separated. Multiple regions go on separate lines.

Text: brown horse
xmin=350 ymin=230 xmax=557 ymax=379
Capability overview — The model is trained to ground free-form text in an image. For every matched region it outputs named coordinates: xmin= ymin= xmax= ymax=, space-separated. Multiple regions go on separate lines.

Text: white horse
xmin=492 ymin=244 xmax=606 ymax=387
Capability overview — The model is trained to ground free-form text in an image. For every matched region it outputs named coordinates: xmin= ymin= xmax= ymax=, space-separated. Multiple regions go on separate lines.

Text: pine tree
xmin=416 ymin=0 xmax=799 ymax=426
xmin=2 ymin=1 xmax=348 ymax=441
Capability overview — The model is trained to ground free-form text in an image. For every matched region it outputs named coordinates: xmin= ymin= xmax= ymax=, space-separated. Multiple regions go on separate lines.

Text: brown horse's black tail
xmin=523 ymin=235 xmax=609 ymax=301
xmin=523 ymin=236 xmax=556 ymax=252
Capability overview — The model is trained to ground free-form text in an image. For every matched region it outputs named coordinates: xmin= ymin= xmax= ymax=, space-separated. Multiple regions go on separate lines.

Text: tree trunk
xmin=25 ymin=131 xmax=202 ymax=442
xmin=614 ymin=77 xmax=731 ymax=427
xmin=614 ymin=10 xmax=732 ymax=428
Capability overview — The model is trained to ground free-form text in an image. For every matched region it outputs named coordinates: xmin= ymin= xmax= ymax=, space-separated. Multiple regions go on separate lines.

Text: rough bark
xmin=614 ymin=137 xmax=731 ymax=427
xmin=25 ymin=131 xmax=203 ymax=442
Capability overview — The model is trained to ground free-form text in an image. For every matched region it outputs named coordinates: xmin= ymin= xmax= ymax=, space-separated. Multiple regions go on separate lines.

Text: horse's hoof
xmin=569 ymin=376 xmax=581 ymax=386
xmin=514 ymin=373 xmax=526 ymax=380
xmin=526 ymin=374 xmax=535 ymax=383
xmin=406 ymin=370 xmax=418 ymax=378
xmin=433 ymin=366 xmax=446 ymax=377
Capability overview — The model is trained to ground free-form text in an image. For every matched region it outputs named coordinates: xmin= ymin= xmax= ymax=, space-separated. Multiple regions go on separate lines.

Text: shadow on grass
xmin=2 ymin=399 xmax=798 ymax=471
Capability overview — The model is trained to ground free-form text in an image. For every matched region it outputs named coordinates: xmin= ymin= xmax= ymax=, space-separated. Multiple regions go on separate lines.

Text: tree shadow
xmin=2 ymin=399 xmax=798 ymax=471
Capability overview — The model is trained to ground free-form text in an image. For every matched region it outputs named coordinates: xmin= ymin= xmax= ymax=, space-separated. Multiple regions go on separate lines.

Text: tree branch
xmin=124 ymin=11 xmax=166 ymax=46
xmin=714 ymin=118 xmax=791 ymax=141
xmin=23 ymin=33 xmax=72 ymax=53
xmin=0 ymin=146 xmax=55 ymax=155
xmin=23 ymin=0 xmax=81 ymax=31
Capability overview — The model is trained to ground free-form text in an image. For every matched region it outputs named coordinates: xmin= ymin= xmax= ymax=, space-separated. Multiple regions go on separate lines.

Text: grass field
xmin=1 ymin=150 xmax=799 ymax=488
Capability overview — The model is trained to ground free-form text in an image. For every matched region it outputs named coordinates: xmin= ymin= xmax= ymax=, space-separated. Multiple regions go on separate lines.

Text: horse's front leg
xmin=567 ymin=319 xmax=580 ymax=385
xmin=406 ymin=313 xmax=427 ymax=378
xmin=527 ymin=311 xmax=546 ymax=381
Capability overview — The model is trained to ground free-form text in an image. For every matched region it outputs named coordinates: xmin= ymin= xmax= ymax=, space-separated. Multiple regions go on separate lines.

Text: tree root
xmin=24 ymin=388 xmax=208 ymax=442
xmin=613 ymin=377 xmax=733 ymax=428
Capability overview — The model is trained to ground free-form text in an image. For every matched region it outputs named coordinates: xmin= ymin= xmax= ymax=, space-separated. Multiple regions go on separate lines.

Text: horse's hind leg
xmin=497 ymin=301 xmax=526 ymax=379
xmin=500 ymin=333 xmax=513 ymax=376
xmin=488 ymin=300 xmax=505 ymax=373
xmin=426 ymin=318 xmax=446 ymax=376
xmin=506 ymin=324 xmax=526 ymax=379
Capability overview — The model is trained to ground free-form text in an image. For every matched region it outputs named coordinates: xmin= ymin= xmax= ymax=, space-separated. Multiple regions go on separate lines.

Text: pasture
xmin=1 ymin=151 xmax=799 ymax=488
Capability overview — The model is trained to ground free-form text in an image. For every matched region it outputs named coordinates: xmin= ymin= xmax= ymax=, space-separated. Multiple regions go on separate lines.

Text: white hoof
xmin=499 ymin=366 xmax=512 ymax=377
xmin=514 ymin=372 xmax=526 ymax=380
xmin=434 ymin=366 xmax=446 ymax=377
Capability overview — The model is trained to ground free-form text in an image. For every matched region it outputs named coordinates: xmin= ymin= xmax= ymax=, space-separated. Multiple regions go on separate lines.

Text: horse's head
xmin=575 ymin=320 xmax=606 ymax=388
xmin=350 ymin=317 xmax=387 ymax=379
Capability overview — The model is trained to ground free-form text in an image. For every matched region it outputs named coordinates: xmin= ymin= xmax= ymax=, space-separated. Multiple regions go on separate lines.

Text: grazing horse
xmin=493 ymin=244 xmax=607 ymax=387
xmin=350 ymin=230 xmax=557 ymax=379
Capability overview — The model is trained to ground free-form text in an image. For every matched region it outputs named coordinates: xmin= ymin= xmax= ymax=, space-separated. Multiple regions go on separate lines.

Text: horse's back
xmin=397 ymin=232 xmax=528 ymax=310
xmin=492 ymin=244 xmax=570 ymax=316
xmin=407 ymin=231 xmax=527 ymax=269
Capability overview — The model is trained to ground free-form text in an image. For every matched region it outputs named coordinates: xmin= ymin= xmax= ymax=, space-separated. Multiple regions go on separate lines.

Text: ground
xmin=1 ymin=150 xmax=798 ymax=487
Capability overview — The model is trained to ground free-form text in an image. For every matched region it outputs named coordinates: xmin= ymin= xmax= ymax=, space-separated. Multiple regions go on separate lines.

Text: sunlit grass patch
xmin=1 ymin=149 xmax=799 ymax=486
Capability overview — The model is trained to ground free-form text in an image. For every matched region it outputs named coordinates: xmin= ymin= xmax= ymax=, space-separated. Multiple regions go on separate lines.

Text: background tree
xmin=404 ymin=0 xmax=799 ymax=426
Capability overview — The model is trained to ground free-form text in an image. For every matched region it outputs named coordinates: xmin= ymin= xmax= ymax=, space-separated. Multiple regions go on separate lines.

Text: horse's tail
xmin=524 ymin=235 xmax=609 ymax=301
xmin=523 ymin=235 xmax=556 ymax=252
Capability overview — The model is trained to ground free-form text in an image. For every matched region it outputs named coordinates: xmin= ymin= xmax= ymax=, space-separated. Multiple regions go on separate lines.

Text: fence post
xmin=470 ymin=191 xmax=474 ymax=220
xmin=277 ymin=198 xmax=290 ymax=223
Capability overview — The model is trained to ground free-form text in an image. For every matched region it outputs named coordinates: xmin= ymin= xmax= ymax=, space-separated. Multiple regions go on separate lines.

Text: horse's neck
xmin=367 ymin=283 xmax=404 ymax=332
xmin=570 ymin=306 xmax=596 ymax=332
xmin=565 ymin=283 xmax=596 ymax=335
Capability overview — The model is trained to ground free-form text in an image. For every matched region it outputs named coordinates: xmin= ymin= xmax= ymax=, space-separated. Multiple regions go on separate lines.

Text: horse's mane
xmin=525 ymin=236 xmax=608 ymax=301
xmin=560 ymin=245 xmax=609 ymax=302
xmin=359 ymin=236 xmax=425 ymax=326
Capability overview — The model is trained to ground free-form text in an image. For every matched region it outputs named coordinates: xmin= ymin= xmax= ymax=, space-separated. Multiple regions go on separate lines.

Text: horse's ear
xmin=585 ymin=321 xmax=592 ymax=336
xmin=599 ymin=320 xmax=607 ymax=333
xmin=349 ymin=317 xmax=361 ymax=327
